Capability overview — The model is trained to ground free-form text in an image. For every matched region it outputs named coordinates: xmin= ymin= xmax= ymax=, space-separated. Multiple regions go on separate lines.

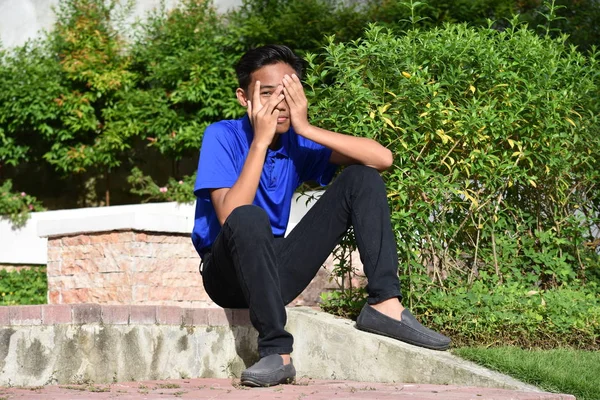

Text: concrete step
xmin=0 ymin=304 xmax=576 ymax=399
xmin=0 ymin=378 xmax=575 ymax=399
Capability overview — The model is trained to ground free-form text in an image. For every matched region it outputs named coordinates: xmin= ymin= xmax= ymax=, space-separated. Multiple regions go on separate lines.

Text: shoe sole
xmin=240 ymin=376 xmax=295 ymax=387
xmin=356 ymin=323 xmax=450 ymax=351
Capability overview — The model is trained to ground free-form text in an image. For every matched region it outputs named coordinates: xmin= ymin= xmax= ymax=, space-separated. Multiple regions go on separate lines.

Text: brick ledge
xmin=0 ymin=304 xmax=251 ymax=327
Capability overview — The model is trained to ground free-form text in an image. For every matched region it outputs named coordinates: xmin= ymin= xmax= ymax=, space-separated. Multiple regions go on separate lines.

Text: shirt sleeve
xmin=297 ymin=137 xmax=338 ymax=186
xmin=194 ymin=122 xmax=241 ymax=196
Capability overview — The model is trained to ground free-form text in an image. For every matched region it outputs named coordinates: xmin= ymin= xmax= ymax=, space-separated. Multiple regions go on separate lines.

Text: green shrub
xmin=418 ymin=280 xmax=599 ymax=348
xmin=309 ymin=22 xmax=600 ymax=344
xmin=129 ymin=0 xmax=241 ymax=158
xmin=128 ymin=168 xmax=196 ymax=203
xmin=522 ymin=0 xmax=600 ymax=52
xmin=225 ymin=0 xmax=370 ymax=54
xmin=0 ymin=0 xmax=241 ymax=208
xmin=2 ymin=0 xmax=599 ymax=213
xmin=43 ymin=0 xmax=138 ymax=199
xmin=364 ymin=0 xmax=600 ymax=52
xmin=0 ymin=268 xmax=47 ymax=305
xmin=225 ymin=0 xmax=600 ymax=57
xmin=0 ymin=181 xmax=45 ymax=227
xmin=0 ymin=42 xmax=53 ymax=223
xmin=308 ymin=22 xmax=600 ymax=289
xmin=364 ymin=0 xmax=521 ymax=31
xmin=0 ymin=0 xmax=139 ymax=207
xmin=120 ymin=0 xmax=243 ymax=195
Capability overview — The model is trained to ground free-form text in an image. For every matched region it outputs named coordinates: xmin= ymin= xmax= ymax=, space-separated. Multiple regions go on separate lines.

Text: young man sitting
xmin=192 ymin=44 xmax=450 ymax=388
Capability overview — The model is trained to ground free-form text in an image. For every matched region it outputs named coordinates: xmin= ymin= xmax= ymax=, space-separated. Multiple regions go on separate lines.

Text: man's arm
xmin=298 ymin=125 xmax=393 ymax=171
xmin=282 ymin=74 xmax=393 ymax=171
xmin=211 ymin=82 xmax=285 ymax=225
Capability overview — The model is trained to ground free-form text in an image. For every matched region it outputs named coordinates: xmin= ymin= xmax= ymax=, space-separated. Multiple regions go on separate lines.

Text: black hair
xmin=235 ymin=44 xmax=305 ymax=91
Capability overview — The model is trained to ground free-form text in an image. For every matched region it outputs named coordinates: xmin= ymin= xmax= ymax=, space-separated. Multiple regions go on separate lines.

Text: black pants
xmin=201 ymin=165 xmax=401 ymax=357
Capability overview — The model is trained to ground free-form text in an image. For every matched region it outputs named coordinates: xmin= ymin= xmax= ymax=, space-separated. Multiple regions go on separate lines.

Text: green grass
xmin=453 ymin=347 xmax=600 ymax=400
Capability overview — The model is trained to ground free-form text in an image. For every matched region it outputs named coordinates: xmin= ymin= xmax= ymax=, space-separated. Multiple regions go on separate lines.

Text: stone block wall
xmin=46 ymin=230 xmax=339 ymax=307
xmin=47 ymin=231 xmax=205 ymax=306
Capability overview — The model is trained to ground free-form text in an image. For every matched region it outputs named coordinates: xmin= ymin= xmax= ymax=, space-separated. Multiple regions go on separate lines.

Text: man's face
xmin=239 ymin=62 xmax=297 ymax=134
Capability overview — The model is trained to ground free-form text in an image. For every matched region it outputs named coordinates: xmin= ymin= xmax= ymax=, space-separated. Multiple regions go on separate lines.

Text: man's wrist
xmin=294 ymin=122 xmax=312 ymax=137
xmin=250 ymin=141 xmax=270 ymax=152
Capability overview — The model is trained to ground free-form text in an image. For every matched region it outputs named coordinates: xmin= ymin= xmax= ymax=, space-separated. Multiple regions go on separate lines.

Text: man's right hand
xmin=211 ymin=81 xmax=284 ymax=225
xmin=247 ymin=80 xmax=284 ymax=148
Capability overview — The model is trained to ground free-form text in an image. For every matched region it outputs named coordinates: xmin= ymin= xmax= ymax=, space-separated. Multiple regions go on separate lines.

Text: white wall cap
xmin=36 ymin=202 xmax=196 ymax=238
xmin=1 ymin=191 xmax=322 ymax=265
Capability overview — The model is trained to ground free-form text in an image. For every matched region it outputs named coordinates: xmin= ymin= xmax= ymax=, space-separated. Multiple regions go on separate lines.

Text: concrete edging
xmin=289 ymin=308 xmax=540 ymax=391
xmin=0 ymin=304 xmax=255 ymax=386
xmin=0 ymin=304 xmax=538 ymax=392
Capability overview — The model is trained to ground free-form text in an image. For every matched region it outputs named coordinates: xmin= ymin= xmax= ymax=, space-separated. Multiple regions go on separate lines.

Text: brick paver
xmin=100 ymin=305 xmax=130 ymax=325
xmin=72 ymin=304 xmax=102 ymax=324
xmin=0 ymin=378 xmax=575 ymax=399
xmin=129 ymin=305 xmax=157 ymax=324
xmin=42 ymin=304 xmax=72 ymax=325
xmin=1 ymin=304 xmax=253 ymax=327
xmin=156 ymin=305 xmax=184 ymax=325
xmin=9 ymin=305 xmax=42 ymax=326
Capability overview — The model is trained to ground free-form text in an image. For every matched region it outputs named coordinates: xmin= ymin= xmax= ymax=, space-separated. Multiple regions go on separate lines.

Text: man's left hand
xmin=282 ymin=74 xmax=310 ymax=135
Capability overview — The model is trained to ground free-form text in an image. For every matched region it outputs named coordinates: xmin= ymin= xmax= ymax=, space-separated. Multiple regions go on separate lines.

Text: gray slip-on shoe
xmin=356 ymin=303 xmax=451 ymax=350
xmin=240 ymin=354 xmax=296 ymax=387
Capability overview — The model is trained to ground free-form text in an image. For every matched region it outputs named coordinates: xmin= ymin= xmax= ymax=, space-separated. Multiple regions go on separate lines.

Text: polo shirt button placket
xmin=267 ymin=154 xmax=276 ymax=189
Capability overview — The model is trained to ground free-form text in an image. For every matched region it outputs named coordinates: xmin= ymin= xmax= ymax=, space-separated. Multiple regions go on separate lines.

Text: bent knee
xmin=225 ymin=205 xmax=270 ymax=230
xmin=340 ymin=165 xmax=383 ymax=187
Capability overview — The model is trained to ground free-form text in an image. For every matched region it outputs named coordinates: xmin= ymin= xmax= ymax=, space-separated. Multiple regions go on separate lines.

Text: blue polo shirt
xmin=192 ymin=115 xmax=338 ymax=257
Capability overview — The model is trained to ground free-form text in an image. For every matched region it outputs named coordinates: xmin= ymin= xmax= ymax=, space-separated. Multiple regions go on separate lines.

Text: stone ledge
xmin=35 ymin=193 xmax=321 ymax=239
xmin=37 ymin=203 xmax=196 ymax=238
xmin=0 ymin=306 xmax=566 ymax=397
xmin=0 ymin=304 xmax=251 ymax=326
xmin=2 ymin=194 xmax=322 ymax=265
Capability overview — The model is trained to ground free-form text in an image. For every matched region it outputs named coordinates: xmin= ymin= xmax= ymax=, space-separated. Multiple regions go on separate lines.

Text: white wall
xmin=0 ymin=193 xmax=320 ymax=265
xmin=0 ymin=0 xmax=242 ymax=49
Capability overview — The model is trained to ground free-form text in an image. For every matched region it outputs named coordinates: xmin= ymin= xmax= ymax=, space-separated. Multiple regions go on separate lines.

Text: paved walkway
xmin=0 ymin=378 xmax=574 ymax=399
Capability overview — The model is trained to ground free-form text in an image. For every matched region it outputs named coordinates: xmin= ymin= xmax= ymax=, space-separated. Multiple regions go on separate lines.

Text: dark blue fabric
xmin=192 ymin=115 xmax=337 ymax=256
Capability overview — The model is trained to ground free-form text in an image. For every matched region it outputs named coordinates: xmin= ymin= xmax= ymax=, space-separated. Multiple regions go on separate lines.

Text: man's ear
xmin=236 ymin=88 xmax=248 ymax=107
